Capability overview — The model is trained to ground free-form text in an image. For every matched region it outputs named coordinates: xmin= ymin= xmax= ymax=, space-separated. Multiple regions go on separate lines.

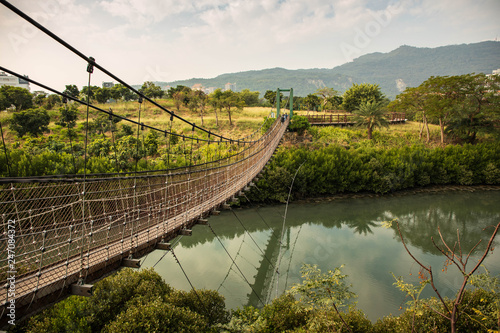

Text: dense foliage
xmin=246 ymin=129 xmax=500 ymax=202
xmin=13 ymin=268 xmax=229 ymax=333
xmin=14 ymin=265 xmax=499 ymax=333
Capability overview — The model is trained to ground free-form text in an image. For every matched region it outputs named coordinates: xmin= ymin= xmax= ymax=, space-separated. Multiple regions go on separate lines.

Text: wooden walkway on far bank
xmin=303 ymin=112 xmax=406 ymax=126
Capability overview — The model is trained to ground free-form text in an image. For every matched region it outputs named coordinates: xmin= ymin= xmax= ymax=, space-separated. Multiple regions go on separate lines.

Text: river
xmin=141 ymin=189 xmax=500 ymax=321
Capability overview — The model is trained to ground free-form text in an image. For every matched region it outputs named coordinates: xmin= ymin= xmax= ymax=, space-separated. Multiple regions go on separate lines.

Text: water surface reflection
xmin=141 ymin=190 xmax=500 ymax=321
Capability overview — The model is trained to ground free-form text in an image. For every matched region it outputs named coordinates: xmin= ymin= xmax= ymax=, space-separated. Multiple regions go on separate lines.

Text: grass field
xmin=0 ymin=99 xmax=445 ymax=147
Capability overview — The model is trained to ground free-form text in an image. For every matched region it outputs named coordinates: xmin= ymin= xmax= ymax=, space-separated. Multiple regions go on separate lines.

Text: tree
xmin=389 ymin=86 xmax=431 ymax=142
xmin=63 ymin=84 xmax=80 ymax=99
xmin=172 ymin=91 xmax=184 ymax=111
xmin=209 ymin=88 xmax=224 ymax=126
xmin=56 ymin=104 xmax=78 ymax=128
xmin=0 ymin=85 xmax=33 ymax=111
xmin=111 ymin=84 xmax=135 ymax=101
xmin=94 ymin=87 xmax=111 ymax=104
xmin=352 ymin=100 xmax=389 ymax=139
xmin=342 ymin=83 xmax=385 ymax=112
xmin=9 ymin=108 xmax=50 ymax=137
xmin=139 ymin=81 xmax=163 ymax=100
xmin=190 ymin=90 xmax=208 ymax=126
xmin=45 ymin=94 xmax=62 ymax=109
xmin=315 ymin=87 xmax=339 ymax=112
xmin=80 ymin=85 xmax=99 ymax=101
xmin=221 ymin=90 xmax=244 ymax=126
xmin=289 ymin=115 xmax=310 ymax=135
xmin=239 ymin=89 xmax=260 ymax=106
xmin=32 ymin=91 xmax=47 ymax=107
xmin=388 ymin=219 xmax=500 ymax=333
xmin=264 ymin=90 xmax=282 ymax=107
xmin=444 ymin=73 xmax=500 ymax=143
xmin=304 ymin=94 xmax=321 ymax=111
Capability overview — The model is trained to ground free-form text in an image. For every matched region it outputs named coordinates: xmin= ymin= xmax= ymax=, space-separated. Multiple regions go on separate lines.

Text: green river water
xmin=141 ymin=189 xmax=500 ymax=321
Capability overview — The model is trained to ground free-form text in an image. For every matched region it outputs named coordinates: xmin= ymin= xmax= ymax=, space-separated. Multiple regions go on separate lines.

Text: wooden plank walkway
xmin=304 ymin=112 xmax=406 ymax=126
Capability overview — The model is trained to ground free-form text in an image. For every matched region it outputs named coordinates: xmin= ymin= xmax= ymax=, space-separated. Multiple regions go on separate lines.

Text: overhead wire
xmin=0 ymin=0 xmax=275 ymax=146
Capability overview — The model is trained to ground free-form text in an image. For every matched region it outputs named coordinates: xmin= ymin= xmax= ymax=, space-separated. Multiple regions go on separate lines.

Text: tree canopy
xmin=9 ymin=108 xmax=51 ymax=137
xmin=342 ymin=83 xmax=385 ymax=112
xmin=0 ymin=85 xmax=33 ymax=111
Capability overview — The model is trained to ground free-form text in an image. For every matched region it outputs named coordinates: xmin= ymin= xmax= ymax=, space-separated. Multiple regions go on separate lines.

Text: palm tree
xmin=353 ymin=100 xmax=389 ymax=139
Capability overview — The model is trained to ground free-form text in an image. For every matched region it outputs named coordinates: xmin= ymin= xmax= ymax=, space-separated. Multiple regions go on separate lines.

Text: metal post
xmin=276 ymin=88 xmax=280 ymax=118
xmin=289 ymin=88 xmax=293 ymax=118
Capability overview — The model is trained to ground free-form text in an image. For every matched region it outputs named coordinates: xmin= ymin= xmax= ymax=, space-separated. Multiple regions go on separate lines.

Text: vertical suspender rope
xmin=108 ymin=108 xmax=120 ymax=172
xmin=130 ymin=96 xmax=142 ymax=258
xmin=79 ymin=56 xmax=94 ymax=284
xmin=0 ymin=121 xmax=11 ymax=177
xmin=63 ymin=97 xmax=77 ymax=174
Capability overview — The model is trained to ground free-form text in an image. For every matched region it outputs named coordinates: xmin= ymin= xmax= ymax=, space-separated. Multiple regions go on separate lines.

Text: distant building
xmin=205 ymin=87 xmax=216 ymax=94
xmin=224 ymin=82 xmax=236 ymax=91
xmin=492 ymin=69 xmax=500 ymax=75
xmin=0 ymin=71 xmax=30 ymax=91
xmin=192 ymin=83 xmax=204 ymax=91
xmin=102 ymin=81 xmax=114 ymax=88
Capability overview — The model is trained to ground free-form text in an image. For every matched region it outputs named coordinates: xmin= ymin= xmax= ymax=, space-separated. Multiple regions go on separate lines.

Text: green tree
xmin=342 ymin=83 xmax=385 ymax=112
xmin=304 ymin=93 xmax=321 ymax=111
xmin=139 ymin=81 xmax=164 ymax=100
xmin=0 ymin=90 xmax=8 ymax=110
xmin=56 ymin=104 xmax=78 ymax=128
xmin=80 ymin=86 xmax=99 ymax=101
xmin=63 ymin=84 xmax=80 ymax=99
xmin=221 ymin=90 xmax=244 ymax=126
xmin=94 ymin=87 xmax=111 ymax=104
xmin=33 ymin=91 xmax=47 ymax=107
xmin=389 ymin=86 xmax=432 ymax=142
xmin=289 ymin=115 xmax=311 ymax=135
xmin=240 ymin=89 xmax=260 ymax=106
xmin=45 ymin=94 xmax=62 ymax=109
xmin=0 ymin=85 xmax=33 ymax=111
xmin=9 ymin=108 xmax=50 ymax=137
xmin=352 ymin=100 xmax=389 ymax=139
xmin=110 ymin=84 xmax=135 ymax=101
xmin=445 ymin=73 xmax=500 ymax=143
xmin=209 ymin=88 xmax=224 ymax=126
xmin=315 ymin=87 xmax=339 ymax=112
xmin=264 ymin=90 xmax=282 ymax=107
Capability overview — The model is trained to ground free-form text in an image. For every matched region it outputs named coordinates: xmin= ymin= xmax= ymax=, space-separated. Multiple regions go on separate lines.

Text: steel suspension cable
xmin=0 ymin=0 xmax=260 ymax=144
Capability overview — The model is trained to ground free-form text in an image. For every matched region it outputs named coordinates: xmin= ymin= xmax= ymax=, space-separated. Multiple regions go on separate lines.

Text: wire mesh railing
xmin=0 ymin=116 xmax=288 ymax=323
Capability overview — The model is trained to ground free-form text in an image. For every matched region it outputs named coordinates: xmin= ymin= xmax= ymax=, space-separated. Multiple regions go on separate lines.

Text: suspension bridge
xmin=0 ymin=0 xmax=292 ymax=326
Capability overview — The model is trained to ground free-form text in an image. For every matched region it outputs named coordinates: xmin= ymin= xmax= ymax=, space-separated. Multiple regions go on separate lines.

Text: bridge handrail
xmin=0 ymin=116 xmax=288 ymax=325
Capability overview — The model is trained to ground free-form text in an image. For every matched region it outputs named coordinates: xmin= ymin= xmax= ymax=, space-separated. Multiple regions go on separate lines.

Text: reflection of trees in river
xmin=175 ymin=191 xmax=499 ymax=257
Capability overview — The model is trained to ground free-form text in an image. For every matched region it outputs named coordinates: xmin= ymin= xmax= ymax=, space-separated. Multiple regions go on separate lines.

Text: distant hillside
xmin=156 ymin=41 xmax=500 ymax=99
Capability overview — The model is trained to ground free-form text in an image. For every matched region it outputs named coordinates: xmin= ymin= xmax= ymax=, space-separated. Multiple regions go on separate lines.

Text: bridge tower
xmin=276 ymin=88 xmax=294 ymax=118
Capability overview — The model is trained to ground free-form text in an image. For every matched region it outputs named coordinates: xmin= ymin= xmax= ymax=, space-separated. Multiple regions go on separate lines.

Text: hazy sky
xmin=1 ymin=0 xmax=499 ymax=92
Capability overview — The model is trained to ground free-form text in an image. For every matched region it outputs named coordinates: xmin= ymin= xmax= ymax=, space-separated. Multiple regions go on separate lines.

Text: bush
xmin=9 ymin=108 xmax=50 ymax=137
xmin=289 ymin=115 xmax=310 ymax=135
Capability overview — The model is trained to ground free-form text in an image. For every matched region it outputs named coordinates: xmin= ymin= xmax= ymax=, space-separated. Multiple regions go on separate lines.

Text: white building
xmin=0 ymin=72 xmax=30 ymax=91
xmin=224 ymin=82 xmax=236 ymax=91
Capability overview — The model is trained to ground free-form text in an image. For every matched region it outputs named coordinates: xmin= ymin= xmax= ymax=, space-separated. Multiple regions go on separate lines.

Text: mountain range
xmin=155 ymin=41 xmax=500 ymax=99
